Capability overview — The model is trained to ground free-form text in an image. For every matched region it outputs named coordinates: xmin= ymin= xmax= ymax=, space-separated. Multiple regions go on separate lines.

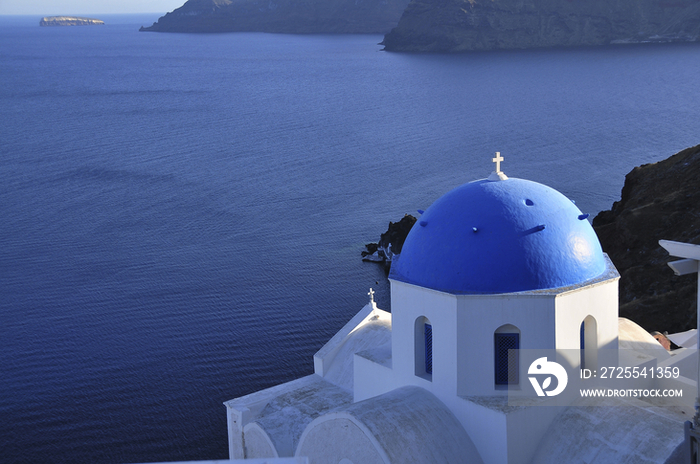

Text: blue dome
xmin=389 ymin=177 xmax=606 ymax=294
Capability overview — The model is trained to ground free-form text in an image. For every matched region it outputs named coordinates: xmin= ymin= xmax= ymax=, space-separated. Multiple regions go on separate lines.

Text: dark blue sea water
xmin=1 ymin=13 xmax=699 ymax=463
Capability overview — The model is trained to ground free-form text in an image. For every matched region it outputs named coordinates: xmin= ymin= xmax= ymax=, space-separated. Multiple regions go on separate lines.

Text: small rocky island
xmin=40 ymin=16 xmax=105 ymax=26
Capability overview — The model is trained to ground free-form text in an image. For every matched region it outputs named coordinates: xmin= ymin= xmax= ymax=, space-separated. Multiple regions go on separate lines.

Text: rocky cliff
xmin=593 ymin=144 xmax=700 ymax=334
xmin=40 ymin=16 xmax=105 ymax=26
xmin=382 ymin=0 xmax=700 ymax=52
xmin=140 ymin=0 xmax=410 ymax=34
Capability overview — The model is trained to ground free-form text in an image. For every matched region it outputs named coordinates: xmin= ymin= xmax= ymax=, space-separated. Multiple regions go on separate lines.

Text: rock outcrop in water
xmin=362 ymin=214 xmax=416 ymax=271
xmin=593 ymin=144 xmax=700 ymax=334
xmin=139 ymin=0 xmax=410 ymax=34
xmin=40 ymin=16 xmax=105 ymax=26
xmin=381 ymin=0 xmax=700 ymax=52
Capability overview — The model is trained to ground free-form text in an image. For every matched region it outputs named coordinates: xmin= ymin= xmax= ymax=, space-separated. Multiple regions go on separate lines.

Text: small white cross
xmin=368 ymin=288 xmax=375 ymax=303
xmin=492 ymin=152 xmax=504 ymax=173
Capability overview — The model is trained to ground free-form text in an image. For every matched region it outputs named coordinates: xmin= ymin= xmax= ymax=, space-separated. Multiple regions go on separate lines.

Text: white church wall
xmin=444 ymin=396 xmax=563 ymax=464
xmin=313 ymin=302 xmax=376 ymax=377
xmin=353 ymin=351 xmax=396 ymax=402
xmin=389 ymin=280 xmax=459 ymax=397
xmin=226 ymin=407 xmax=245 ymax=459
xmin=243 ymin=422 xmax=280 ymax=458
xmin=505 ymin=404 xmax=563 ymax=464
xmin=224 ymin=375 xmax=347 ymax=459
xmin=317 ymin=311 xmax=392 ymax=391
xmin=554 ymin=278 xmax=619 ymax=371
xmin=226 ymin=396 xmax=269 ymax=459
xmin=225 ymin=381 xmax=287 ymax=458
xmin=296 ymin=413 xmax=388 ymax=464
xmin=448 ymin=398 xmax=508 ymax=464
xmin=555 ymin=278 xmax=619 ymax=349
xmin=455 ymin=293 xmax=556 ymax=397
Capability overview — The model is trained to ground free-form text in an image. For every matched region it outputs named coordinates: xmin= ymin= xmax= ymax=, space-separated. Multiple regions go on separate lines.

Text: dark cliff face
xmin=593 ymin=144 xmax=700 ymax=333
xmin=140 ymin=0 xmax=410 ymax=34
xmin=382 ymin=0 xmax=700 ymax=52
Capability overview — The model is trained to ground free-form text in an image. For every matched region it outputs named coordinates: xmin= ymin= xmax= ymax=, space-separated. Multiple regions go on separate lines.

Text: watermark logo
xmin=510 ymin=350 xmax=692 ymax=407
xmin=528 ymin=357 xmax=568 ymax=397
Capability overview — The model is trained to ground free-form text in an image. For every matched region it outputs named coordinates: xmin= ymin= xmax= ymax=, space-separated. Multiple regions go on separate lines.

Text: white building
xmin=225 ymin=155 xmax=693 ymax=464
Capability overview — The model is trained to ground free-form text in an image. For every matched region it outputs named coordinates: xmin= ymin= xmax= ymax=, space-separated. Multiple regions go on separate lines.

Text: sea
xmin=1 ymin=13 xmax=699 ymax=464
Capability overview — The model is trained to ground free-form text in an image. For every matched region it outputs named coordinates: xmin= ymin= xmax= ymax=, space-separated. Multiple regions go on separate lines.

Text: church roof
xmin=238 ymin=375 xmax=354 ymax=457
xmin=297 ymin=386 xmax=484 ymax=463
xmin=530 ymin=396 xmax=685 ymax=463
xmin=390 ymin=176 xmax=607 ymax=294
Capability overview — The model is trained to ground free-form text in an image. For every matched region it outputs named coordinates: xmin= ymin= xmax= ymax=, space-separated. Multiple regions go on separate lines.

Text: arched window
xmin=414 ymin=316 xmax=433 ymax=380
xmin=494 ymin=324 xmax=520 ymax=387
xmin=580 ymin=316 xmax=598 ymax=371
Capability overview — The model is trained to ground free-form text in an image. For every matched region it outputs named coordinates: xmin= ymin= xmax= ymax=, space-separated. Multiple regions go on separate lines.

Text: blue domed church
xmin=225 ymin=155 xmax=689 ymax=464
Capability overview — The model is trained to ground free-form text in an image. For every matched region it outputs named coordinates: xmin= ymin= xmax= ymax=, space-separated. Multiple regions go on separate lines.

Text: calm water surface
xmin=1 ymin=13 xmax=699 ymax=463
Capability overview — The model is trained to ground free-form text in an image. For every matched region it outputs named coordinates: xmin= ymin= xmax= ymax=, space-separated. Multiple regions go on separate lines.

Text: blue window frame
xmin=495 ymin=333 xmax=519 ymax=385
xmin=425 ymin=323 xmax=433 ymax=375
xmin=580 ymin=321 xmax=586 ymax=370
